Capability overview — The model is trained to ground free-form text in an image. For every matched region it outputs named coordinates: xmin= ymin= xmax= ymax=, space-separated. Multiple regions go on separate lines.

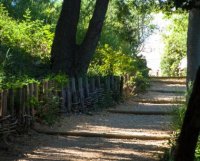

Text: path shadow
xmin=0 ymin=132 xmax=167 ymax=161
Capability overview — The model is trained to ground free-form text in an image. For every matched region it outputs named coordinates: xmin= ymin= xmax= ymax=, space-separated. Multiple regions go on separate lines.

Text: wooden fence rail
xmin=0 ymin=76 xmax=123 ymax=134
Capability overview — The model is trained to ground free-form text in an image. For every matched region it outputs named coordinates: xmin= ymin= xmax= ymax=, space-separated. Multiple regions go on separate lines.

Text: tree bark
xmin=187 ymin=8 xmax=200 ymax=84
xmin=50 ymin=0 xmax=81 ymax=76
xmin=51 ymin=0 xmax=109 ymax=77
xmin=174 ymin=67 xmax=200 ymax=161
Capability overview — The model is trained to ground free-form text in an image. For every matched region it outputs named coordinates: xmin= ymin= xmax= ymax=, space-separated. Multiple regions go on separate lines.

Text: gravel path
xmin=0 ymin=78 xmax=186 ymax=161
xmin=149 ymin=82 xmax=186 ymax=93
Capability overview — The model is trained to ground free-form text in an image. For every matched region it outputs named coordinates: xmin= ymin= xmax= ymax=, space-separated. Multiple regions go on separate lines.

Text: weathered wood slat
xmin=2 ymin=90 xmax=8 ymax=117
xmin=0 ymin=92 xmax=3 ymax=117
xmin=66 ymin=84 xmax=72 ymax=113
xmin=8 ymin=89 xmax=14 ymax=116
xmin=78 ymin=78 xmax=85 ymax=110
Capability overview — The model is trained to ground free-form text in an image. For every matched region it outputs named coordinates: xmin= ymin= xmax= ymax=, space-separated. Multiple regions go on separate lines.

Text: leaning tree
xmin=170 ymin=0 xmax=200 ymax=160
xmin=174 ymin=67 xmax=200 ymax=161
xmin=50 ymin=0 xmax=109 ymax=77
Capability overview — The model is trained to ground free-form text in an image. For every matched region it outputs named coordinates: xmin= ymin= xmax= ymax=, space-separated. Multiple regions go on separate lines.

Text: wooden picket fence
xmin=0 ymin=76 xmax=123 ymax=135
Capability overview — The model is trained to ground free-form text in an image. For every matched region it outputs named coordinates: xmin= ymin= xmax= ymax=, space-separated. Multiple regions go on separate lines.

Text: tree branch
xmin=79 ymin=0 xmax=109 ymax=64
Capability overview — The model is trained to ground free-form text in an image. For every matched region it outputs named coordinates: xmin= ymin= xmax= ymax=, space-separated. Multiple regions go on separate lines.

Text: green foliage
xmin=0 ymin=0 xmax=155 ymax=126
xmin=84 ymin=0 xmax=153 ymax=91
xmin=1 ymin=0 xmax=61 ymax=24
xmin=172 ymin=104 xmax=186 ymax=130
xmin=0 ymin=0 xmax=151 ymax=93
xmin=196 ymin=143 xmax=200 ymax=161
xmin=88 ymin=44 xmax=150 ymax=92
xmin=129 ymin=71 xmax=150 ymax=92
xmin=161 ymin=12 xmax=188 ymax=76
xmin=0 ymin=75 xmax=39 ymax=89
xmin=0 ymin=3 xmax=53 ymax=79
xmin=30 ymin=93 xmax=60 ymax=125
xmin=44 ymin=73 xmax=69 ymax=88
xmin=0 ymin=5 xmax=54 ymax=59
xmin=107 ymin=0 xmax=155 ymax=52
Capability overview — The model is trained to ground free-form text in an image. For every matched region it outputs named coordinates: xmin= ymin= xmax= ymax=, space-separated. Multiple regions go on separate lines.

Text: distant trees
xmin=1 ymin=0 xmax=61 ymax=23
xmin=161 ymin=13 xmax=188 ymax=76
xmin=170 ymin=0 xmax=200 ymax=83
xmin=159 ymin=0 xmax=200 ymax=82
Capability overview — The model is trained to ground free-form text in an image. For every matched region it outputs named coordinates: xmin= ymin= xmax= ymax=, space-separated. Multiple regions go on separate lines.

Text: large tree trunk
xmin=50 ymin=0 xmax=81 ymax=76
xmin=187 ymin=8 xmax=200 ymax=84
xmin=174 ymin=67 xmax=200 ymax=161
xmin=51 ymin=0 xmax=109 ymax=77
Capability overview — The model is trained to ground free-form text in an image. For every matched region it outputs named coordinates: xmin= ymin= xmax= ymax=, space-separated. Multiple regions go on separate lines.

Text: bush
xmin=30 ymin=92 xmax=60 ymax=125
xmin=0 ymin=4 xmax=53 ymax=78
xmin=88 ymin=44 xmax=150 ymax=92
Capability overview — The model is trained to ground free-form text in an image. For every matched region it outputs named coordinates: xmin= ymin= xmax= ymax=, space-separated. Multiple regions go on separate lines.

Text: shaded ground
xmin=0 ymin=77 xmax=186 ymax=161
xmin=0 ymin=133 xmax=167 ymax=161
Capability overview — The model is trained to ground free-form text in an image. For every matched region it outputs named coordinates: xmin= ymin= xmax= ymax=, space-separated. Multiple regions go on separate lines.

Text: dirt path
xmin=0 ymin=78 xmax=186 ymax=161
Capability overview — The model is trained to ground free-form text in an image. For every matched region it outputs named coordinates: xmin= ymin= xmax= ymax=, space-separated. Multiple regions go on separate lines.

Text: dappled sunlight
xmin=0 ymin=0 xmax=192 ymax=159
xmin=20 ymin=136 xmax=167 ymax=161
xmin=0 ymin=77 xmax=183 ymax=161
xmin=30 ymin=77 xmax=183 ymax=160
xmin=35 ymin=112 xmax=172 ymax=136
xmin=70 ymin=124 xmax=171 ymax=136
xmin=150 ymin=82 xmax=186 ymax=92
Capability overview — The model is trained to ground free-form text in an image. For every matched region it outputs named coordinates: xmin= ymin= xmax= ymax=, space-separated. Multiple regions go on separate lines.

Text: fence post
xmin=33 ymin=83 xmax=39 ymax=116
xmin=44 ymin=81 xmax=48 ymax=98
xmin=111 ymin=76 xmax=114 ymax=91
xmin=96 ymin=76 xmax=101 ymax=89
xmin=29 ymin=84 xmax=33 ymax=116
xmin=113 ymin=76 xmax=117 ymax=91
xmin=120 ymin=76 xmax=124 ymax=97
xmin=0 ymin=92 xmax=2 ymax=117
xmin=105 ymin=76 xmax=111 ymax=91
xmin=90 ymin=77 xmax=95 ymax=92
xmin=71 ymin=78 xmax=79 ymax=112
xmin=16 ymin=88 xmax=22 ymax=122
xmin=78 ymin=77 xmax=85 ymax=111
xmin=71 ymin=78 xmax=78 ymax=102
xmin=84 ymin=77 xmax=90 ymax=98
xmin=2 ymin=90 xmax=8 ymax=117
xmin=22 ymin=86 xmax=27 ymax=124
xmin=26 ymin=85 xmax=30 ymax=126
xmin=66 ymin=83 xmax=72 ymax=113
xmin=8 ymin=89 xmax=14 ymax=116
xmin=60 ymin=87 xmax=67 ymax=114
